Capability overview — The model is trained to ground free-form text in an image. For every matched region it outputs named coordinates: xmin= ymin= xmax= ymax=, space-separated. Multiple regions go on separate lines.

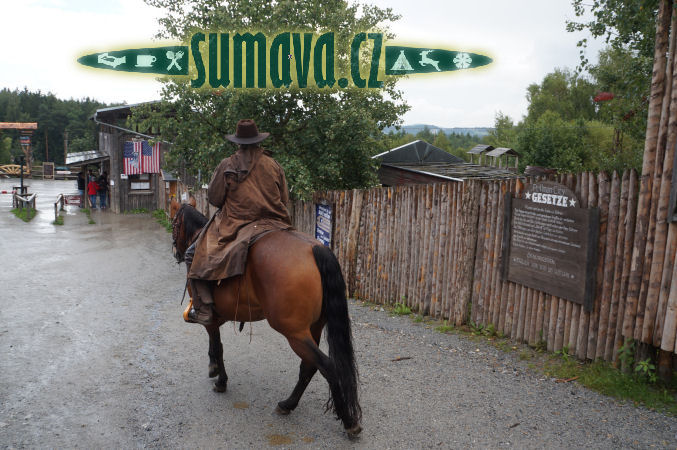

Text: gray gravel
xmin=0 ymin=179 xmax=675 ymax=449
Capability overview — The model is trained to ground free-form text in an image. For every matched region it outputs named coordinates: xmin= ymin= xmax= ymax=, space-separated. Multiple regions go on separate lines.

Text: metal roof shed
xmin=467 ymin=144 xmax=494 ymax=165
xmin=484 ymin=147 xmax=519 ymax=171
xmin=373 ymin=140 xmax=464 ymax=164
xmin=372 ymin=140 xmax=520 ymax=186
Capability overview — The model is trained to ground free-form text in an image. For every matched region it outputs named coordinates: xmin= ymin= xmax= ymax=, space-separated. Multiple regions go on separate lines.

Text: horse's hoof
xmin=346 ymin=424 xmax=362 ymax=438
xmin=208 ymin=364 xmax=218 ymax=378
xmin=213 ymin=382 xmax=227 ymax=393
xmin=275 ymin=404 xmax=291 ymax=415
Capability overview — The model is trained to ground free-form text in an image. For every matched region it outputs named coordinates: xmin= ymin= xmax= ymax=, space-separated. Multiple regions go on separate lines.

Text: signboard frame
xmin=43 ymin=162 xmax=54 ymax=179
xmin=501 ymin=184 xmax=600 ymax=311
xmin=315 ymin=201 xmax=333 ymax=248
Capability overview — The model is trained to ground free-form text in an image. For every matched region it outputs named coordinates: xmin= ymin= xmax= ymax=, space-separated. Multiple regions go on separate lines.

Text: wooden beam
xmin=0 ymin=122 xmax=38 ymax=130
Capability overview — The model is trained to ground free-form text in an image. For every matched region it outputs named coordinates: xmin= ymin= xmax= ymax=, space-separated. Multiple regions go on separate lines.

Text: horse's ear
xmin=169 ymin=198 xmax=180 ymax=219
xmin=189 ymin=196 xmax=197 ymax=208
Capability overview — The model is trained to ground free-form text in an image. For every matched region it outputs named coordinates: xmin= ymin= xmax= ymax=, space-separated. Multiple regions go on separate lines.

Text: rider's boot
xmin=187 ymin=279 xmax=215 ymax=326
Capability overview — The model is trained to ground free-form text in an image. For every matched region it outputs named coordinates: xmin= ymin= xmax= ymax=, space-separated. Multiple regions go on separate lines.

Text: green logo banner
xmin=76 ymin=33 xmax=492 ymax=88
xmin=385 ymin=47 xmax=491 ymax=75
xmin=78 ymin=46 xmax=188 ymax=75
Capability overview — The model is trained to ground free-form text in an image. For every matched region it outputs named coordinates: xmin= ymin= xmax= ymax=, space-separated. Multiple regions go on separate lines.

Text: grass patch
xmin=435 ymin=320 xmax=454 ymax=334
xmin=125 ymin=208 xmax=149 ymax=214
xmin=81 ymin=207 xmax=95 ymax=224
xmin=11 ymin=207 xmax=37 ymax=222
xmin=392 ymin=302 xmax=412 ymax=316
xmin=377 ymin=301 xmax=677 ymax=417
xmin=152 ymin=209 xmax=173 ymax=233
xmin=53 ymin=215 xmax=64 ymax=225
xmin=540 ymin=357 xmax=677 ymax=415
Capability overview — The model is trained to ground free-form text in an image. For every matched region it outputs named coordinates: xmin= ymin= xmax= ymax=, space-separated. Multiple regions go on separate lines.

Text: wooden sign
xmin=502 ymin=182 xmax=599 ymax=310
xmin=43 ymin=162 xmax=54 ymax=179
xmin=315 ymin=202 xmax=333 ymax=247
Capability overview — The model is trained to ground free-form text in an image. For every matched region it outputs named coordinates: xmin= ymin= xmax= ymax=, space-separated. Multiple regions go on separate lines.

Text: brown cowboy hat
xmin=226 ymin=119 xmax=270 ymax=144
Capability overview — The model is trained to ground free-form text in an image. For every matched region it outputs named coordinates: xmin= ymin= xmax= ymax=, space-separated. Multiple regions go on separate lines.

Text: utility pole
xmin=45 ymin=127 xmax=49 ymax=162
xmin=64 ymin=131 xmax=68 ymax=165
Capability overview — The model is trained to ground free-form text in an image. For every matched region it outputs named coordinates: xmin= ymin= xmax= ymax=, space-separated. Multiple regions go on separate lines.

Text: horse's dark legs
xmin=206 ymin=325 xmax=228 ymax=392
xmin=276 ymin=321 xmax=324 ymax=414
xmin=207 ymin=331 xmax=219 ymax=378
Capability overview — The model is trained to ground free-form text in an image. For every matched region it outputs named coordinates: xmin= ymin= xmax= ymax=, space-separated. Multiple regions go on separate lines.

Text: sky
xmin=0 ymin=0 xmax=604 ymax=128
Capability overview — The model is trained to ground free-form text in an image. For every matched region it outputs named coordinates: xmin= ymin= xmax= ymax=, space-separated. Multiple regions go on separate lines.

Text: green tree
xmin=517 ymin=111 xmax=589 ymax=172
xmin=0 ymin=136 xmax=11 ymax=164
xmin=138 ymin=0 xmax=409 ymax=199
xmin=525 ymin=69 xmax=597 ymax=123
xmin=588 ymin=47 xmax=650 ymax=145
xmin=567 ymin=0 xmax=659 ymax=70
xmin=0 ymin=88 xmax=105 ymax=165
xmin=485 ymin=112 xmax=518 ymax=149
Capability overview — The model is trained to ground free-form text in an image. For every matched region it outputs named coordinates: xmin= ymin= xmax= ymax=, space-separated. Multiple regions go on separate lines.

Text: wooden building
xmin=91 ymin=103 xmax=168 ymax=213
xmin=373 ymin=140 xmax=520 ymax=186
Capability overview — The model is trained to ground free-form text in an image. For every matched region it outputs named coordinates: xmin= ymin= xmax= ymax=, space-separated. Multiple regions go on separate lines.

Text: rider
xmin=184 ymin=119 xmax=292 ymax=325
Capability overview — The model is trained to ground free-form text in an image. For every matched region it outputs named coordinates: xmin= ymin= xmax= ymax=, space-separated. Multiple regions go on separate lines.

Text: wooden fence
xmin=290 ymin=169 xmax=677 ymax=362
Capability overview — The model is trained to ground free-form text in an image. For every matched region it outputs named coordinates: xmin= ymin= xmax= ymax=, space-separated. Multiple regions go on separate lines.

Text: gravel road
xmin=1 ymin=180 xmax=675 ymax=449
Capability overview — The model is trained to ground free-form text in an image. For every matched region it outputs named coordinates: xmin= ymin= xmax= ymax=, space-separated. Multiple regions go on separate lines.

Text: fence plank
xmin=597 ymin=171 xmax=621 ymax=358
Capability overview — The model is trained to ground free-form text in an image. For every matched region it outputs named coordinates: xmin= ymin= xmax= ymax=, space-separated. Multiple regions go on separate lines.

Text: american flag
xmin=142 ymin=141 xmax=161 ymax=173
xmin=123 ymin=141 xmax=142 ymax=174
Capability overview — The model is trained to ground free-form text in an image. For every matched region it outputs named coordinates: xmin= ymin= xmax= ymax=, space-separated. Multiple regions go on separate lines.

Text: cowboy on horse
xmin=184 ymin=119 xmax=292 ymax=325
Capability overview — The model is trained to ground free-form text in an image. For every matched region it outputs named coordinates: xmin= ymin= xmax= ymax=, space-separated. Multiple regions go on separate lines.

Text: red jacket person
xmin=184 ymin=119 xmax=292 ymax=325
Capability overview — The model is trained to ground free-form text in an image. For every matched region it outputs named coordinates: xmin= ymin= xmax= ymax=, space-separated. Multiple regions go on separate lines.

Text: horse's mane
xmin=180 ymin=204 xmax=208 ymax=240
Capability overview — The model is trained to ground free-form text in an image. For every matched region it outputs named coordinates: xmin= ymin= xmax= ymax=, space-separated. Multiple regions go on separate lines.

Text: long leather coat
xmin=187 ymin=146 xmax=292 ymax=281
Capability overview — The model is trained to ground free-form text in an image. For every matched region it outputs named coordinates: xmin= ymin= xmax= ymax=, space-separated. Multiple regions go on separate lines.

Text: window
xmin=129 ymin=173 xmax=151 ymax=190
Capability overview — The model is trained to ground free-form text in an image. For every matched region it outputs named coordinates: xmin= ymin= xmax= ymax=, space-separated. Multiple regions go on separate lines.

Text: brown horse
xmin=171 ymin=203 xmax=362 ymax=436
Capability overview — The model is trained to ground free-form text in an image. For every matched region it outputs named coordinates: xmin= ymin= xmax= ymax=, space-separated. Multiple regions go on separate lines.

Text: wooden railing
xmin=54 ymin=194 xmax=65 ymax=221
xmin=13 ymin=192 xmax=37 ymax=220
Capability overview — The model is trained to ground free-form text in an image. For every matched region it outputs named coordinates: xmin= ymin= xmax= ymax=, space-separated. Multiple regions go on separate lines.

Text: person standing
xmin=87 ymin=176 xmax=99 ymax=209
xmin=98 ymin=172 xmax=109 ymax=209
xmin=76 ymin=172 xmax=85 ymax=208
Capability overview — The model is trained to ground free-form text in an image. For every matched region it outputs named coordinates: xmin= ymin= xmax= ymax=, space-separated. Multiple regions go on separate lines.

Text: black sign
xmin=315 ymin=203 xmax=332 ymax=247
xmin=502 ymin=182 xmax=599 ymax=310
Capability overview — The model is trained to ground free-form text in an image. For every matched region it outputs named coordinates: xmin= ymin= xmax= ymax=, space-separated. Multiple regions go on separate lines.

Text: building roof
xmin=382 ymin=162 xmax=521 ymax=181
xmin=65 ymin=150 xmax=109 ymax=167
xmin=372 ymin=140 xmax=464 ymax=164
xmin=161 ymin=169 xmax=177 ymax=181
xmin=485 ymin=147 xmax=519 ymax=157
xmin=467 ymin=144 xmax=494 ymax=155
xmin=93 ymin=100 xmax=161 ymax=122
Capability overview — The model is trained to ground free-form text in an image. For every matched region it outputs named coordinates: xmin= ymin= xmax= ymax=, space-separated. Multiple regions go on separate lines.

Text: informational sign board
xmin=43 ymin=162 xmax=54 ymax=179
xmin=315 ymin=203 xmax=333 ymax=247
xmin=502 ymin=182 xmax=599 ymax=310
xmin=64 ymin=194 xmax=81 ymax=206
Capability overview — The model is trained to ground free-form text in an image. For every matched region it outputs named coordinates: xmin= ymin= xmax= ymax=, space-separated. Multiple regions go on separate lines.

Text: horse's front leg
xmin=205 ymin=324 xmax=228 ymax=392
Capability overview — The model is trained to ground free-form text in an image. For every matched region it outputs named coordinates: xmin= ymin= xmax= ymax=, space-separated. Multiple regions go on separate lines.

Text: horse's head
xmin=171 ymin=203 xmax=208 ymax=264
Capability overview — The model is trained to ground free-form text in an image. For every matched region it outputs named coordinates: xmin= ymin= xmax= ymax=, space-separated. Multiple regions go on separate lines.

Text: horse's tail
xmin=312 ymin=244 xmax=362 ymax=426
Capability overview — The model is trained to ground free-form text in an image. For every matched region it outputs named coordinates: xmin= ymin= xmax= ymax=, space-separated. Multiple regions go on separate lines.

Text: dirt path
xmin=1 ymin=180 xmax=675 ymax=449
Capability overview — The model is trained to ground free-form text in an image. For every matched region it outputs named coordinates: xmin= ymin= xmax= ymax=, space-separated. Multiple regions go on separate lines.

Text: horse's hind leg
xmin=282 ymin=331 xmax=360 ymax=434
xmin=276 ymin=321 xmax=324 ymax=415
xmin=206 ymin=325 xmax=228 ymax=392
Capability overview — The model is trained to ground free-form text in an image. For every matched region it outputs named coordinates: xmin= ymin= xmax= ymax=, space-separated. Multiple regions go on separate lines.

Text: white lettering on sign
xmin=527 ymin=192 xmax=569 ymax=207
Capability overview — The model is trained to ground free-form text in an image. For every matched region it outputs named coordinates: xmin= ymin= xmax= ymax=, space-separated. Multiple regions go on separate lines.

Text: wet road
xmin=1 ymin=179 xmax=676 ymax=449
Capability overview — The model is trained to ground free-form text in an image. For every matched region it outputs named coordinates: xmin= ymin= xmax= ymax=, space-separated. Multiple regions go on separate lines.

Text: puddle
xmin=266 ymin=433 xmax=293 ymax=446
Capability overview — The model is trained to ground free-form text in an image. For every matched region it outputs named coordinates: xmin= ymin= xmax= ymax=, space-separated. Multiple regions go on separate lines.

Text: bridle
xmin=172 ymin=204 xmax=187 ymax=263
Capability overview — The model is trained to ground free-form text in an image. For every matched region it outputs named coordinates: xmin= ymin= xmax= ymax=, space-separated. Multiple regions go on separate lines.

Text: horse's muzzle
xmin=172 ymin=244 xmax=184 ymax=264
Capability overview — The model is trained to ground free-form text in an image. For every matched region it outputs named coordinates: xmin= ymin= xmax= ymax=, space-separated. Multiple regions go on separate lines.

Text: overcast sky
xmin=0 ymin=0 xmax=603 ymax=128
